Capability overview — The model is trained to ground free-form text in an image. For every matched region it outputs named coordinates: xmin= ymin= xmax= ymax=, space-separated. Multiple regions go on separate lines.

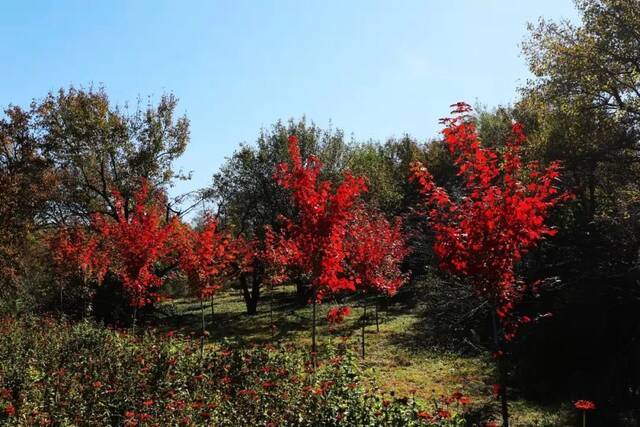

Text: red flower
xmin=327 ymin=306 xmax=351 ymax=324
xmin=417 ymin=411 xmax=433 ymax=421
xmin=92 ymin=381 xmax=102 ymax=389
xmin=437 ymin=409 xmax=451 ymax=419
xmin=574 ymin=400 xmax=596 ymax=410
xmin=262 ymin=381 xmax=276 ymax=390
xmin=4 ymin=403 xmax=15 ymax=416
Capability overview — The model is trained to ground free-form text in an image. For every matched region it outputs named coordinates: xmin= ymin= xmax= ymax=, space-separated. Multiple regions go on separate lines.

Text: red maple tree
xmin=262 ymin=224 xmax=301 ymax=289
xmin=49 ymin=226 xmax=110 ymax=310
xmin=92 ymin=181 xmax=179 ymax=309
xmin=345 ymin=206 xmax=409 ymax=298
xmin=53 ymin=180 xmax=180 ymax=320
xmin=346 ymin=205 xmax=409 ymax=358
xmin=344 ymin=206 xmax=409 ymax=357
xmin=177 ymin=213 xmax=238 ymax=353
xmin=271 ymin=135 xmax=367 ymax=357
xmin=50 ymin=227 xmax=109 ymax=285
xmin=410 ymin=102 xmax=570 ymax=426
xmin=177 ymin=214 xmax=235 ymax=300
xmin=273 ymin=135 xmax=368 ymax=300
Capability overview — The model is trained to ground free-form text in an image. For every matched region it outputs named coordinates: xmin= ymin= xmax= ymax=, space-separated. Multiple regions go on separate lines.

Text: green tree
xmin=0 ymin=86 xmax=192 ymax=316
xmin=348 ymin=136 xmax=427 ymax=216
xmin=0 ymin=106 xmax=57 ymax=312
xmin=36 ymin=86 xmax=190 ymax=224
xmin=209 ymin=118 xmax=351 ymax=311
xmin=510 ymin=0 xmax=640 ymax=420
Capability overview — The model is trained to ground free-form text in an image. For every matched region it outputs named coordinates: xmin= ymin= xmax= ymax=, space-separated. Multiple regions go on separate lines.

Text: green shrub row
xmin=0 ymin=317 xmax=467 ymax=426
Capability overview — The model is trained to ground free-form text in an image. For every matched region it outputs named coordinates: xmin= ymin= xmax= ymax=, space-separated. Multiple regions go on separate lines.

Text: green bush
xmin=0 ymin=316 xmax=467 ymax=426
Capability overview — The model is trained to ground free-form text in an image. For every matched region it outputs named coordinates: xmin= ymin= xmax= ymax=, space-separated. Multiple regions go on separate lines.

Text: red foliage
xmin=410 ymin=102 xmax=570 ymax=335
xmin=270 ymin=135 xmax=367 ymax=301
xmin=344 ymin=206 xmax=409 ymax=297
xmin=177 ymin=214 xmax=236 ymax=299
xmin=326 ymin=306 xmax=351 ymax=324
xmin=417 ymin=411 xmax=432 ymax=420
xmin=50 ymin=227 xmax=109 ymax=284
xmin=231 ymin=236 xmax=256 ymax=273
xmin=4 ymin=403 xmax=15 ymax=417
xmin=262 ymin=224 xmax=301 ymax=287
xmin=91 ymin=181 xmax=179 ymax=307
xmin=52 ymin=180 xmax=179 ymax=308
xmin=574 ymin=400 xmax=596 ymax=410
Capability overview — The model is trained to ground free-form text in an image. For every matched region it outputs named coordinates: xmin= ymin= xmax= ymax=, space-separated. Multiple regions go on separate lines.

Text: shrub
xmin=0 ymin=316 xmax=467 ymax=426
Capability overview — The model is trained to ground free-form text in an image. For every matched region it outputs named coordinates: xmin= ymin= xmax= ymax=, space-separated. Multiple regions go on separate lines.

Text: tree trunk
xmin=492 ymin=310 xmax=509 ymax=427
xmin=269 ymin=285 xmax=275 ymax=338
xmin=295 ymin=277 xmax=311 ymax=306
xmin=311 ymin=291 xmax=317 ymax=367
xmin=361 ymin=302 xmax=367 ymax=359
xmin=131 ymin=306 xmax=138 ymax=335
xmin=240 ymin=272 xmax=260 ymax=315
xmin=375 ymin=302 xmax=379 ymax=333
xmin=200 ymin=298 xmax=205 ymax=360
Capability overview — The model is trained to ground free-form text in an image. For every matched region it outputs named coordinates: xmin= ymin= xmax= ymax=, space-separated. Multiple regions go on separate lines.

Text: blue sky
xmin=0 ymin=1 xmax=579 ymax=198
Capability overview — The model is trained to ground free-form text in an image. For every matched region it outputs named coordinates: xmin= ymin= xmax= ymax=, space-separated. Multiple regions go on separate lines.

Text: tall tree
xmin=177 ymin=214 xmax=237 ymax=354
xmin=35 ymin=86 xmax=190 ymax=224
xmin=210 ymin=119 xmax=352 ymax=311
xmin=344 ymin=205 xmax=409 ymax=357
xmin=211 ymin=118 xmax=350 ymax=238
xmin=347 ymin=137 xmax=428 ymax=216
xmin=269 ymin=135 xmax=367 ymax=359
xmin=411 ymin=103 xmax=569 ymax=426
xmin=52 ymin=180 xmax=181 ymax=325
xmin=0 ymin=106 xmax=57 ymax=311
xmin=517 ymin=1 xmax=640 ymax=417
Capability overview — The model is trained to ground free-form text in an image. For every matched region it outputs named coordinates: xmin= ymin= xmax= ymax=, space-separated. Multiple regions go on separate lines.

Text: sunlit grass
xmin=156 ymin=285 xmax=572 ymax=425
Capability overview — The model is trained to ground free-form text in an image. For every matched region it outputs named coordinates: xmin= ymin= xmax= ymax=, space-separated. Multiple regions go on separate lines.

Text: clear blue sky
xmin=0 ymin=1 xmax=579 ymax=198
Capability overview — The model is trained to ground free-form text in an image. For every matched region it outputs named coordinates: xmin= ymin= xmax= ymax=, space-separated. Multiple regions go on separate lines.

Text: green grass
xmin=152 ymin=283 xmax=572 ymax=426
